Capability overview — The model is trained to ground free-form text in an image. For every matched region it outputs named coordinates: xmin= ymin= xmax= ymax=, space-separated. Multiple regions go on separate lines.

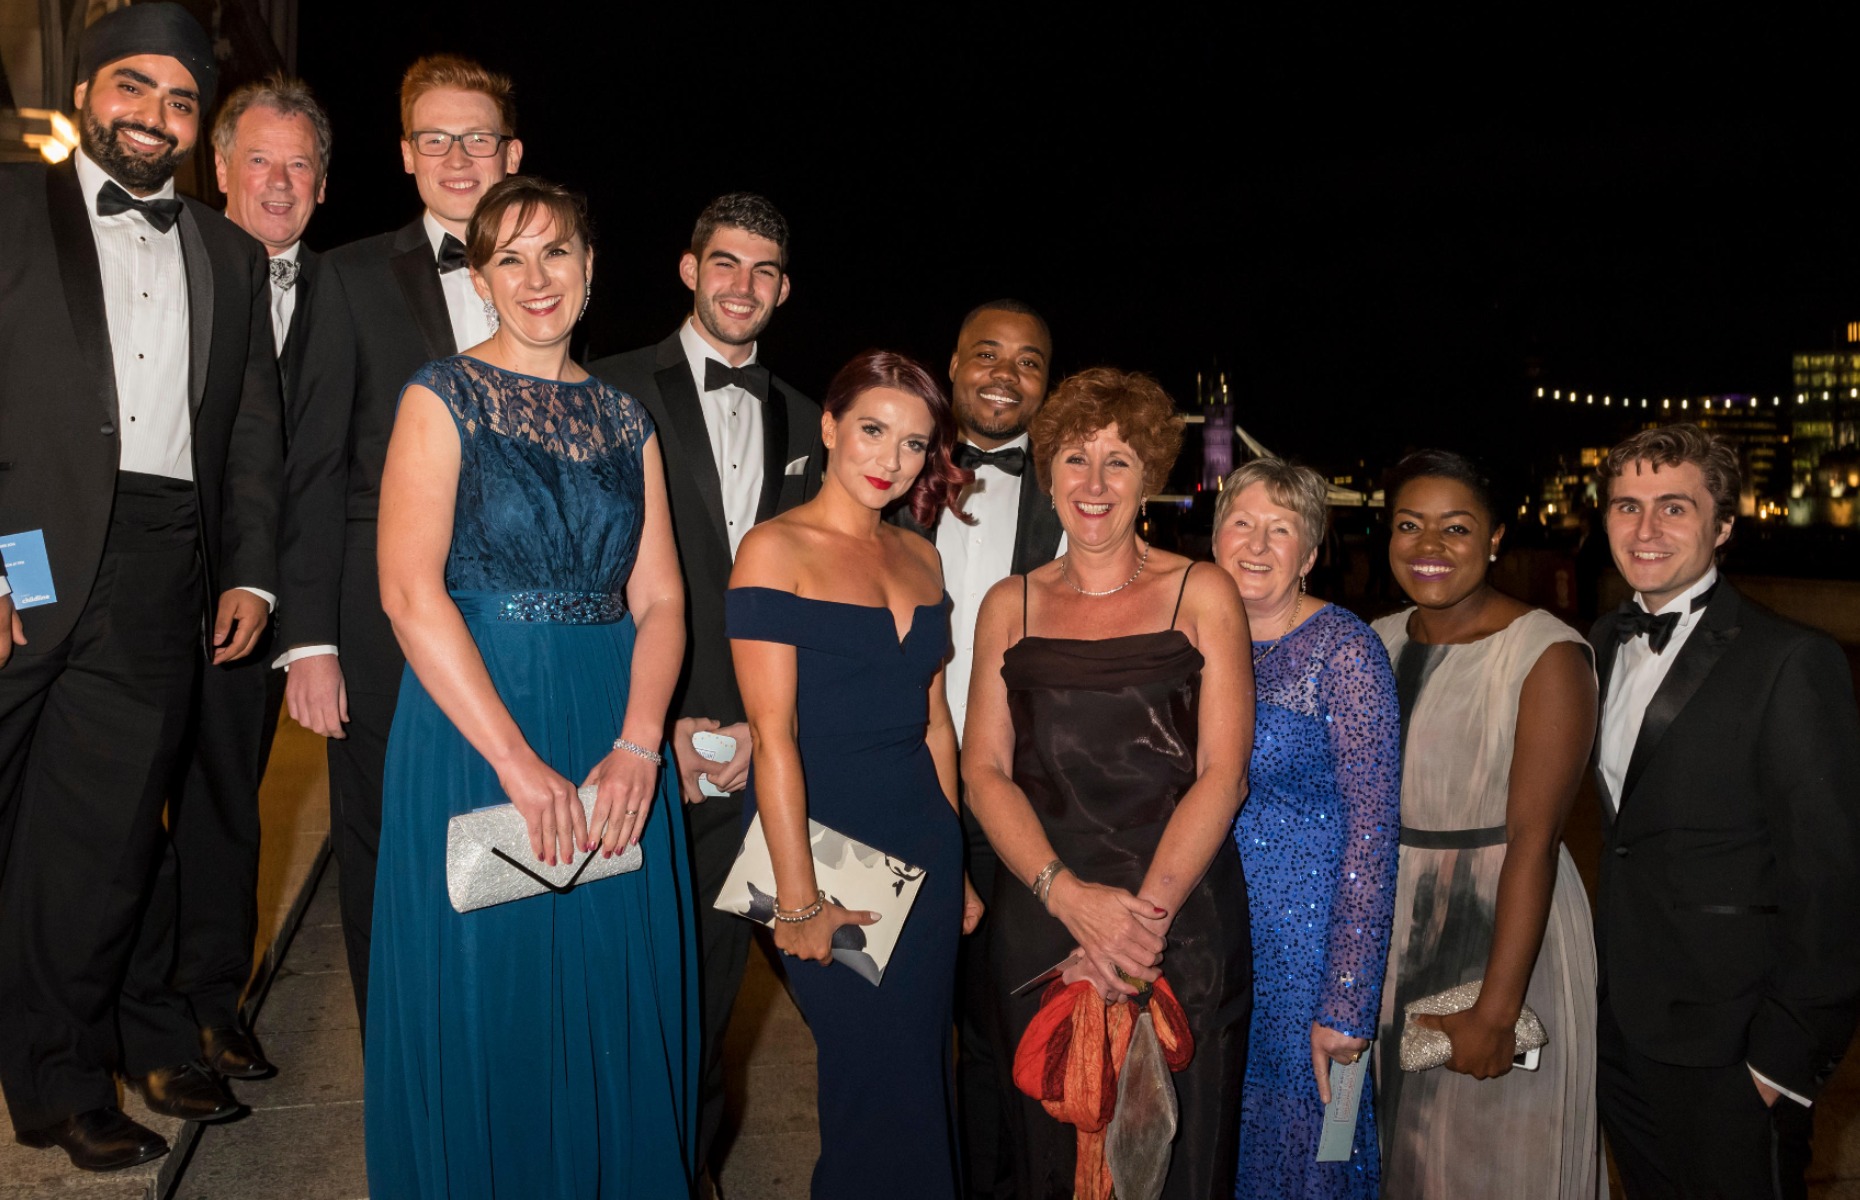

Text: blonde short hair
xmin=1212 ymin=458 xmax=1330 ymax=556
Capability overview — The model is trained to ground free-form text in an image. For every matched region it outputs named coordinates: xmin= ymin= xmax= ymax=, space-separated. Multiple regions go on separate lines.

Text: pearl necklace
xmin=1251 ymin=594 xmax=1303 ymax=664
xmin=1061 ymin=541 xmax=1150 ymax=597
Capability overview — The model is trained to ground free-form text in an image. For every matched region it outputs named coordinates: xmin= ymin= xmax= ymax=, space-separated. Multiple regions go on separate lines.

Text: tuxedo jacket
xmin=892 ymin=452 xmax=1065 ymax=578
xmin=588 ymin=331 xmax=821 ymax=726
xmin=278 ymin=218 xmax=451 ymax=656
xmin=1591 ymin=580 xmax=1860 ymax=1099
xmin=0 ymin=159 xmax=282 ymax=650
xmin=277 ymin=245 xmax=320 ymax=440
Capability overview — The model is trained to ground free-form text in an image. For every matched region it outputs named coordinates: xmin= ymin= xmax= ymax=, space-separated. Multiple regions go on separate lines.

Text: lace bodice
xmin=403 ymin=356 xmax=655 ymax=595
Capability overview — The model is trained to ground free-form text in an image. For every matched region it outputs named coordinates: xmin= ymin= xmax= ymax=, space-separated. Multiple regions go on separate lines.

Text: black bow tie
xmin=953 ymin=443 xmax=1027 ymax=477
xmin=1615 ymin=582 xmax=1715 ymax=654
xmin=96 ymin=180 xmax=182 ymax=234
xmin=1615 ymin=606 xmax=1681 ymax=653
xmin=704 ymin=358 xmax=770 ymax=402
xmin=269 ymin=257 xmax=300 ymax=290
xmin=436 ymin=233 xmax=468 ymax=273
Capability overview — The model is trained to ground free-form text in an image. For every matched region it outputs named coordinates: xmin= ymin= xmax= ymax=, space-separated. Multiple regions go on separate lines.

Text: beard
xmin=693 ymin=289 xmax=773 ymax=347
xmin=81 ymin=107 xmax=187 ymax=193
xmin=955 ymin=391 xmax=1030 ymax=442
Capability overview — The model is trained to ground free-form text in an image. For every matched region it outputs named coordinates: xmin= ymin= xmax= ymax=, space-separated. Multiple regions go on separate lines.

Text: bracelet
xmin=612 ymin=737 xmax=663 ymax=766
xmin=1031 ymin=859 xmax=1065 ymax=908
xmin=774 ymin=889 xmax=826 ymax=924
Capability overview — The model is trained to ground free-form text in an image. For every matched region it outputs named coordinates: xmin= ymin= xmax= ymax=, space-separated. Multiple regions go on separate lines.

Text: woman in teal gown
xmin=364 ymin=178 xmax=698 ymax=1198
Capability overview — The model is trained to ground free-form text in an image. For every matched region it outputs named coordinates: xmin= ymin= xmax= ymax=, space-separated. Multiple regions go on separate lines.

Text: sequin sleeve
xmin=1312 ymin=617 xmax=1403 ymax=1040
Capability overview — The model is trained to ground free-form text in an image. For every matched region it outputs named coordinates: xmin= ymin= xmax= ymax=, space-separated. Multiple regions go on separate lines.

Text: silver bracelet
xmin=1031 ymin=859 xmax=1065 ymax=908
xmin=612 ymin=737 xmax=663 ymax=766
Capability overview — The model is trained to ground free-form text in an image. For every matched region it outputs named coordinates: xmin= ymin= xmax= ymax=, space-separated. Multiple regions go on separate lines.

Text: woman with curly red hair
xmin=727 ymin=349 xmax=982 ymax=1196
xmin=965 ymin=366 xmax=1255 ymax=1197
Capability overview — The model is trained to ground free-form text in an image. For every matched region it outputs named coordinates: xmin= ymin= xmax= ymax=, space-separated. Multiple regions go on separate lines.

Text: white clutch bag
xmin=714 ymin=812 xmax=926 ymax=985
xmin=446 ymin=784 xmax=642 ymax=913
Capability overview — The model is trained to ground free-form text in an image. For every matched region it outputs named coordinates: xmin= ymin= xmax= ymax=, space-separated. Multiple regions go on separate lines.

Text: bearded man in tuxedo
xmin=0 ymin=3 xmax=282 ymax=1170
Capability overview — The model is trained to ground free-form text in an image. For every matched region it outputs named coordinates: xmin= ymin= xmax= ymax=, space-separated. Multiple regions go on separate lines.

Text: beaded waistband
xmin=452 ymin=589 xmax=628 ymax=625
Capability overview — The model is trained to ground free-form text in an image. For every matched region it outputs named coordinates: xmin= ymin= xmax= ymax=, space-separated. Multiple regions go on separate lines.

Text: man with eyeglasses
xmin=281 ymin=53 xmax=521 ymax=1026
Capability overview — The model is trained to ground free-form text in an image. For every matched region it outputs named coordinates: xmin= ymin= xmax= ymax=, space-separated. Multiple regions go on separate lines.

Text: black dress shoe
xmin=131 ymin=1061 xmax=244 ymax=1123
xmin=16 ymin=1106 xmax=169 ymax=1171
xmin=201 ymin=1025 xmax=275 ymax=1079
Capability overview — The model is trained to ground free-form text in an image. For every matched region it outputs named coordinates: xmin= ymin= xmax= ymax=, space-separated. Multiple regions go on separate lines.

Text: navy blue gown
xmin=365 ymin=357 xmax=699 ymax=1198
xmin=725 ymin=587 xmax=964 ymax=1199
xmin=1232 ymin=604 xmax=1400 ymax=1198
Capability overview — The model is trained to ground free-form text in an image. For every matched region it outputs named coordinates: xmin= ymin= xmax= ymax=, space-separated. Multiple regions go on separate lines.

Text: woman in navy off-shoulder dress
xmin=364 ymin=180 xmax=697 ymax=1198
xmin=1211 ymin=460 xmax=1401 ymax=1199
xmin=727 ymin=351 xmax=982 ymax=1198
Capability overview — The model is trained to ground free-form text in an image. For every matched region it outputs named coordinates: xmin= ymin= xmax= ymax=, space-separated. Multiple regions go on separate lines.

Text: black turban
xmin=78 ymin=3 xmax=219 ymax=113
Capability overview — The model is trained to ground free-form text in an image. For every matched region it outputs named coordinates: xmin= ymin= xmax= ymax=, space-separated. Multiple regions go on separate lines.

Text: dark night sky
xmin=297 ymin=9 xmax=1860 ymax=471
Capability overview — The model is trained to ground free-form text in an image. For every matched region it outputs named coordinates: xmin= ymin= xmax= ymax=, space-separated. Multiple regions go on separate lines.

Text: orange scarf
xmin=1011 ymin=977 xmax=1194 ymax=1200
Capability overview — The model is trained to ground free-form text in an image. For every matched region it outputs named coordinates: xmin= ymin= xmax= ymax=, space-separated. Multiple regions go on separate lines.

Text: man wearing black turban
xmin=0 ymin=2 xmax=281 ymax=1173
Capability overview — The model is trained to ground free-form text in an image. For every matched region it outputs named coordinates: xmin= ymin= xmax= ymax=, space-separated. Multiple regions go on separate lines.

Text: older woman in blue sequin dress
xmin=1213 ymin=459 xmax=1401 ymax=1199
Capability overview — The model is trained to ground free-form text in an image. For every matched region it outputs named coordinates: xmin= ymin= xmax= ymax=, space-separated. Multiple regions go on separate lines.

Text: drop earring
xmin=579 ymin=282 xmax=592 ymax=322
xmin=482 ymin=297 xmax=499 ymax=333
xmin=1489 ymin=552 xmax=1498 ymax=562
xmin=1299 ymin=573 xmax=1308 ymax=594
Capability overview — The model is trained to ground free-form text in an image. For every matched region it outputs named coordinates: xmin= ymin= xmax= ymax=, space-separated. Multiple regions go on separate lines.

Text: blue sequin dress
xmin=1232 ymin=604 xmax=1400 ymax=1199
xmin=365 ymin=358 xmax=699 ymax=1199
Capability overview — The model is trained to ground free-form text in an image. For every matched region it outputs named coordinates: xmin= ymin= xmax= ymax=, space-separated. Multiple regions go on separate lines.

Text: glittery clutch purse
xmin=1397 ymin=980 xmax=1546 ymax=1072
xmin=446 ymin=784 xmax=641 ymax=913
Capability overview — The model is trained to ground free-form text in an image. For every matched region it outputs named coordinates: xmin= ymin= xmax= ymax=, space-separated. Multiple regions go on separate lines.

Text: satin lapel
xmin=1011 ymin=470 xmax=1064 ymax=574
xmin=46 ymin=162 xmax=120 ymax=436
xmin=1590 ymin=616 xmax=1622 ymax=821
xmin=389 ymin=223 xmax=454 ymax=360
xmin=757 ymin=382 xmax=790 ymax=522
xmin=656 ymin=360 xmax=730 ymax=551
xmin=1619 ymin=586 xmax=1743 ymax=808
xmin=178 ymin=208 xmax=213 ymax=415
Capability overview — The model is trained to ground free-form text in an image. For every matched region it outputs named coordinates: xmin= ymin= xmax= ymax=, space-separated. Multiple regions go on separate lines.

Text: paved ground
xmin=16 ymin=694 xmax=1860 ymax=1197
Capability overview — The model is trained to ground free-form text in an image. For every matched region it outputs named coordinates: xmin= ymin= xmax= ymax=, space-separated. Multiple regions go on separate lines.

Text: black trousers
xmin=123 ymin=627 xmax=285 ymax=1034
xmin=0 ymin=476 xmax=204 ymax=1131
xmin=1599 ymin=994 xmax=1814 ymax=1200
xmin=326 ymin=526 xmax=402 ymax=1034
xmin=956 ymin=804 xmax=1010 ymax=1198
xmin=687 ymin=788 xmax=757 ymax=1174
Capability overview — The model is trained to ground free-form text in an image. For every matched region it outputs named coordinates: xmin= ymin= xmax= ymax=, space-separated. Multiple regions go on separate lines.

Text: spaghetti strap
xmin=1020 ymin=574 xmax=1031 ymax=641
xmin=1169 ymin=562 xmax=1195 ymax=630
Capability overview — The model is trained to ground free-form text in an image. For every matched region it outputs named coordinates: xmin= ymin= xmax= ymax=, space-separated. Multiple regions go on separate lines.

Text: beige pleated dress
xmin=1371 ymin=608 xmax=1606 ymax=1200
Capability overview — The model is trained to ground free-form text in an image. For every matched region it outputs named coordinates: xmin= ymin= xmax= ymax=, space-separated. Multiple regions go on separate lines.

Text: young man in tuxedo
xmin=122 ymin=75 xmax=334 ymax=1087
xmin=279 ymin=55 xmax=520 ymax=1027
xmin=0 ymin=4 xmax=282 ymax=1170
xmin=588 ymin=193 xmax=820 ymax=1187
xmin=1591 ymin=423 xmax=1860 ymax=1199
xmin=899 ymin=300 xmax=1058 ymax=1196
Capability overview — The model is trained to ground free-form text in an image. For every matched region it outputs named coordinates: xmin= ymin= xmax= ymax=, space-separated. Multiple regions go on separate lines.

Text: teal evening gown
xmin=365 ymin=357 xmax=699 ymax=1199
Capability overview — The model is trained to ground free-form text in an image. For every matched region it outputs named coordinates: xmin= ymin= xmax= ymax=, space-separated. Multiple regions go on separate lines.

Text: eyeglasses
xmin=407 ymin=130 xmax=511 ymax=158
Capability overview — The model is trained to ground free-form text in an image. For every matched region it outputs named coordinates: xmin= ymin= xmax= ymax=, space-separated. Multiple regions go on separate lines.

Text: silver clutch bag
xmin=1398 ymin=980 xmax=1546 ymax=1072
xmin=446 ymin=784 xmax=641 ymax=913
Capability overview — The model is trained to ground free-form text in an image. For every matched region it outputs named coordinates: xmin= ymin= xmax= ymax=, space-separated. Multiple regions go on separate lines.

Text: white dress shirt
xmin=935 ymin=434 xmax=1064 ymax=743
xmin=425 ymin=212 xmax=495 ymax=353
xmin=1599 ymin=565 xmax=1807 ymax=1106
xmin=75 ymin=149 xmax=192 ymax=482
xmin=1597 ymin=566 xmax=1718 ymax=812
xmin=679 ymin=318 xmax=764 ymax=559
xmin=268 ymin=240 xmax=302 ymax=351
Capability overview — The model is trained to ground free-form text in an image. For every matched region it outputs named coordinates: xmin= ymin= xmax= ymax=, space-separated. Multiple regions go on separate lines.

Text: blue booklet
xmin=1316 ymin=1050 xmax=1370 ymax=1162
xmin=0 ymin=530 xmax=56 ymax=609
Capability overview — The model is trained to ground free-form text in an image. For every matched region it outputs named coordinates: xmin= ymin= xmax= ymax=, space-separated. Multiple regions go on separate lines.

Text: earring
xmin=579 ymin=282 xmax=592 ymax=322
xmin=1299 ymin=574 xmax=1308 ymax=594
xmin=482 ymin=297 xmax=499 ymax=333
xmin=1141 ymin=498 xmax=1148 ymax=519
xmin=1489 ymin=552 xmax=1498 ymax=562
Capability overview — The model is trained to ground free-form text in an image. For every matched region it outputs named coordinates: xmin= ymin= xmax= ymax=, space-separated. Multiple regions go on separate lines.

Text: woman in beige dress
xmin=1371 ymin=450 xmax=1605 ymax=1199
